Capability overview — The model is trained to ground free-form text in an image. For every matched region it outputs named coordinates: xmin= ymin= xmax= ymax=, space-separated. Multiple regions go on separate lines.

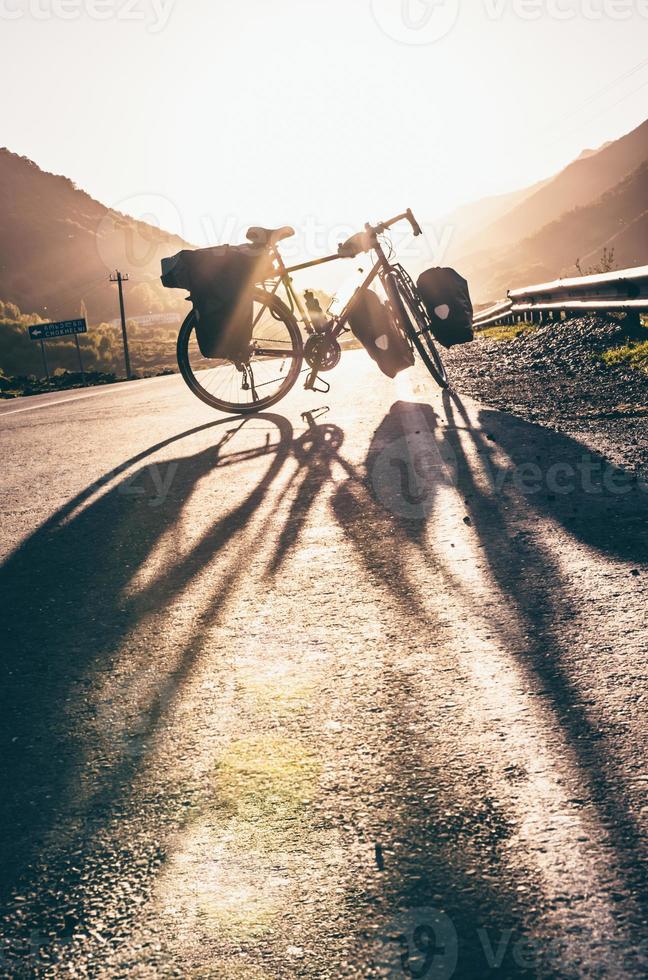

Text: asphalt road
xmin=1 ymin=353 xmax=647 ymax=978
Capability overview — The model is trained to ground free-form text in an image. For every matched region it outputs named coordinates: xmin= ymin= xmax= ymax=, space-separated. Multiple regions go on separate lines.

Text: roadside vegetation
xmin=0 ymin=299 xmax=180 ymax=395
xmin=479 ymin=323 xmax=538 ymax=342
xmin=601 ymin=337 xmax=648 ymax=375
xmin=575 ymin=246 xmax=617 ymax=276
xmin=479 ymin=315 xmax=648 ymax=379
xmin=0 ymin=368 xmax=177 ymax=399
xmin=0 ymin=370 xmax=120 ymax=399
xmin=595 ymin=314 xmax=648 ymax=375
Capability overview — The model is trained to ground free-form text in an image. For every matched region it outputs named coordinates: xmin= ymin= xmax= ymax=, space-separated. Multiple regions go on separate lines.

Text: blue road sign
xmin=29 ymin=319 xmax=88 ymax=341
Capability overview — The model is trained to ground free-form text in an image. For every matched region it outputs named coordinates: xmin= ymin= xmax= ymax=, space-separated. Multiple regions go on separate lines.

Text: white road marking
xmin=0 ymin=375 xmax=174 ymax=418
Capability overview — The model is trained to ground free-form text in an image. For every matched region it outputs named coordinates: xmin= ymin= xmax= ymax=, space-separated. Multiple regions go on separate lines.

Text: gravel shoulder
xmin=445 ymin=315 xmax=648 ymax=471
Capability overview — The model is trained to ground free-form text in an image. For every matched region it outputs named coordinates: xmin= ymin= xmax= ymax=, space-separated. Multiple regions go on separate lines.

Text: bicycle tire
xmin=383 ymin=270 xmax=449 ymax=389
xmin=177 ymin=288 xmax=304 ymax=414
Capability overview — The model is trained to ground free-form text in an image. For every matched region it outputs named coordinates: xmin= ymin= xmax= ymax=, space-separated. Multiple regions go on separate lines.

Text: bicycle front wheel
xmin=383 ymin=269 xmax=449 ymax=389
xmin=177 ymin=288 xmax=304 ymax=414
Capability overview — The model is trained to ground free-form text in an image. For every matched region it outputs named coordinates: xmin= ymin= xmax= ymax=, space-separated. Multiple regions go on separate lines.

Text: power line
xmin=578 ymin=77 xmax=648 ymax=130
xmin=542 ymin=77 xmax=648 ymax=158
xmin=541 ymin=55 xmax=648 ymax=137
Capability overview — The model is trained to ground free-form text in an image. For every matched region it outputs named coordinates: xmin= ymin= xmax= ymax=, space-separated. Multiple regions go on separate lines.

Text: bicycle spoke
xmin=178 ymin=289 xmax=303 ymax=412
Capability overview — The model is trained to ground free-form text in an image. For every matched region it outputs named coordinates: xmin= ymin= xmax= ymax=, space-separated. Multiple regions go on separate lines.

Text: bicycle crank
xmin=304 ymin=334 xmax=342 ymax=372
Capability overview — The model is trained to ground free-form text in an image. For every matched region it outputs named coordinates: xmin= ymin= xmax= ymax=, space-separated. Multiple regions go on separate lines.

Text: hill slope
xmin=461 ymin=118 xmax=648 ymax=258
xmin=449 ymin=119 xmax=648 ymax=302
xmin=0 ymin=149 xmax=191 ymax=323
xmin=461 ymin=162 xmax=648 ymax=301
xmin=435 ymin=176 xmax=552 ymax=262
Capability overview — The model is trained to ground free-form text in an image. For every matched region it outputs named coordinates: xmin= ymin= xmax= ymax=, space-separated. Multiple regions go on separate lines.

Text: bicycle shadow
xmin=266 ymin=416 xmax=346 ymax=575
xmin=331 ymin=396 xmax=648 ymax=973
xmin=3 ymin=396 xmax=646 ymax=974
xmin=0 ymin=413 xmax=294 ymax=935
xmin=441 ymin=390 xmax=648 ymax=900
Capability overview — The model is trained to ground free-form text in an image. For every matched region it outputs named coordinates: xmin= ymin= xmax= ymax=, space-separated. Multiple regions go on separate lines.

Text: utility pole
xmin=109 ymin=270 xmax=132 ymax=379
xmin=39 ymin=338 xmax=50 ymax=385
xmin=74 ymin=331 xmax=86 ymax=386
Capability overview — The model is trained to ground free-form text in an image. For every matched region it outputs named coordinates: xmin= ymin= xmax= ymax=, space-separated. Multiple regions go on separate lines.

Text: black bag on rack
xmin=417 ymin=267 xmax=474 ymax=348
xmin=161 ymin=244 xmax=272 ymax=358
xmin=348 ymin=289 xmax=414 ymax=379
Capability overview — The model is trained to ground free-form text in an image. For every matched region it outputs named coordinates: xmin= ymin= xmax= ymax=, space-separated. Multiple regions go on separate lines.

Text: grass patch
xmin=601 ymin=339 xmax=648 ymax=374
xmin=479 ymin=323 xmax=537 ymax=342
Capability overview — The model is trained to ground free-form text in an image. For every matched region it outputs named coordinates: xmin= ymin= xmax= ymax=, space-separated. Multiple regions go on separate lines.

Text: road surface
xmin=1 ymin=353 xmax=647 ymax=978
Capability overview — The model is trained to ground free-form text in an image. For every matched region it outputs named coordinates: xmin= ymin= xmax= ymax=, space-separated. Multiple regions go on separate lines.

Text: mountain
xmin=574 ymin=141 xmax=612 ymax=162
xmin=416 ymin=181 xmax=545 ymax=272
xmin=2 ymin=118 xmax=646 ymax=323
xmin=446 ymin=118 xmax=648 ymax=303
xmin=0 ymin=149 xmax=191 ymax=324
xmin=461 ymin=119 xmax=647 ymax=257
xmin=460 ymin=162 xmax=648 ymax=302
xmin=550 ymin=163 xmax=648 ymax=271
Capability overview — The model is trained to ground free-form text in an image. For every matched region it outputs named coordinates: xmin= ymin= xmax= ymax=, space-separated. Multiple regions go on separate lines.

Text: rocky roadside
xmin=445 ymin=315 xmax=648 ymax=472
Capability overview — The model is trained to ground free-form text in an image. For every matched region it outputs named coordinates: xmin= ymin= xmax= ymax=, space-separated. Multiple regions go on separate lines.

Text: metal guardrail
xmin=473 ymin=265 xmax=648 ymax=329
xmin=473 ymin=299 xmax=513 ymax=329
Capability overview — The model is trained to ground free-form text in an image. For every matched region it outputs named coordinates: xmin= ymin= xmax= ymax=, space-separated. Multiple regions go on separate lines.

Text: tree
xmin=575 ymin=247 xmax=617 ymax=276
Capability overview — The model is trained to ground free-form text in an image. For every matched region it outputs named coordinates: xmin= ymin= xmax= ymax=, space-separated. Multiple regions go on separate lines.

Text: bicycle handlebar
xmin=371 ymin=208 xmax=422 ymax=237
xmin=337 ymin=209 xmax=423 ymax=259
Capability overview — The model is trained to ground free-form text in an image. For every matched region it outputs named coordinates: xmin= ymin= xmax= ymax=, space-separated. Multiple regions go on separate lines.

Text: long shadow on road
xmin=443 ymin=392 xmax=648 ymax=871
xmin=1 ymin=398 xmax=647 ymax=976
xmin=0 ymin=412 xmax=295 ymax=963
xmin=332 ymin=397 xmax=648 ymax=976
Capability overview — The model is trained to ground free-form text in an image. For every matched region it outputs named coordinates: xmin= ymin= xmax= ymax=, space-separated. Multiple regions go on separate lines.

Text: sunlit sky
xmin=2 ymin=0 xmax=647 ymax=257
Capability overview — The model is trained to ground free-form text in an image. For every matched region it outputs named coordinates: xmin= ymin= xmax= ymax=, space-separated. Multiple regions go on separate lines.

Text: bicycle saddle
xmin=246 ymin=225 xmax=295 ymax=247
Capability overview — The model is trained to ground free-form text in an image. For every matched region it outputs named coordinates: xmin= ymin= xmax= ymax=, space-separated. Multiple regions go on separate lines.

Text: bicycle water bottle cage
xmin=338 ymin=231 xmax=374 ymax=258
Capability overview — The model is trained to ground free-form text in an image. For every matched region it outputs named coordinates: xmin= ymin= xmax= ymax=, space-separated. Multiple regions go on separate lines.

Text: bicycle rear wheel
xmin=177 ymin=288 xmax=304 ymax=414
xmin=383 ymin=267 xmax=449 ymax=389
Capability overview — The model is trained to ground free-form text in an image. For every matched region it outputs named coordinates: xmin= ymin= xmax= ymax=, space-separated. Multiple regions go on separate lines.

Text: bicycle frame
xmin=175 ymin=207 xmax=446 ymax=412
xmin=258 ymin=210 xmax=416 ymax=339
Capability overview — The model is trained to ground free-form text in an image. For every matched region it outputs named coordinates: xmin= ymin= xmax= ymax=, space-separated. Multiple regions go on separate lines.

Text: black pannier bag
xmin=161 ymin=244 xmax=272 ymax=358
xmin=347 ymin=289 xmax=414 ymax=379
xmin=417 ymin=267 xmax=474 ymax=348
